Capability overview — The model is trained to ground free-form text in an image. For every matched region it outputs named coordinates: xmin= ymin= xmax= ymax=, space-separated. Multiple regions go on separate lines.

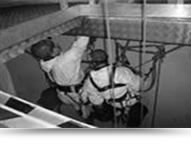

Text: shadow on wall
xmin=6 ymin=54 xmax=48 ymax=104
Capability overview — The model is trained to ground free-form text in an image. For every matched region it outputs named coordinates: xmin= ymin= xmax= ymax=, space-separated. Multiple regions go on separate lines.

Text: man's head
xmin=30 ymin=39 xmax=61 ymax=61
xmin=90 ymin=49 xmax=108 ymax=69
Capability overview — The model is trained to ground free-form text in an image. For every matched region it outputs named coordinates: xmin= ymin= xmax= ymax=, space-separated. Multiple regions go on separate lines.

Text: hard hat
xmin=90 ymin=49 xmax=108 ymax=63
xmin=30 ymin=39 xmax=55 ymax=60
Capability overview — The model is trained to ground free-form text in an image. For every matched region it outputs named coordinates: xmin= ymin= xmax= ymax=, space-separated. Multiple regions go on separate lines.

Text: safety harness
xmin=57 ymin=84 xmax=82 ymax=94
xmin=87 ymin=64 xmax=141 ymax=125
xmin=90 ymin=64 xmax=125 ymax=90
xmin=89 ymin=64 xmax=128 ymax=103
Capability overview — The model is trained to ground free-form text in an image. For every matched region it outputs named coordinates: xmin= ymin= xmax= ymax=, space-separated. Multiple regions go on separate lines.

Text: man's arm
xmin=68 ymin=36 xmax=90 ymax=60
xmin=82 ymin=81 xmax=104 ymax=106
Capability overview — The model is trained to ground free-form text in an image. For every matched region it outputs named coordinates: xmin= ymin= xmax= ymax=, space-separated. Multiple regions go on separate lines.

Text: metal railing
xmin=0 ymin=90 xmax=95 ymax=128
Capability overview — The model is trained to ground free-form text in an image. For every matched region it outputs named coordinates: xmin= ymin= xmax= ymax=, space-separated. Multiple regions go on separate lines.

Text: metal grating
xmin=0 ymin=4 xmax=60 ymax=30
xmin=66 ymin=17 xmax=191 ymax=45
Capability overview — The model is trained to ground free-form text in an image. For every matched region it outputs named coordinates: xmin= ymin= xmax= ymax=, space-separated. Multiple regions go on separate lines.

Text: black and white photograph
xmin=0 ymin=0 xmax=191 ymax=128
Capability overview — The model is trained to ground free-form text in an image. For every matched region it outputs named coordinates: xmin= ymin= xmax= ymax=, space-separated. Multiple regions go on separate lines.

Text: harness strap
xmin=89 ymin=65 xmax=126 ymax=93
xmin=107 ymin=92 xmax=127 ymax=103
xmin=57 ymin=84 xmax=83 ymax=93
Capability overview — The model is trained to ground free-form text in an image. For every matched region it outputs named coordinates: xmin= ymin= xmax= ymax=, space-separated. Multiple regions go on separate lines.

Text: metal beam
xmin=0 ymin=91 xmax=95 ymax=128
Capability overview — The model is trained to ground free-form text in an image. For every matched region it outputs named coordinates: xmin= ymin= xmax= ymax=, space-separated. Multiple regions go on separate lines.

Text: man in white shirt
xmin=30 ymin=36 xmax=90 ymax=112
xmin=81 ymin=49 xmax=148 ymax=127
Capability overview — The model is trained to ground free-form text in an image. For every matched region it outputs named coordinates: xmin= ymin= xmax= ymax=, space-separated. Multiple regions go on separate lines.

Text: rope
xmin=151 ymin=59 xmax=162 ymax=128
xmin=138 ymin=0 xmax=147 ymax=128
xmin=103 ymin=0 xmax=117 ymax=128
xmin=134 ymin=45 xmax=182 ymax=69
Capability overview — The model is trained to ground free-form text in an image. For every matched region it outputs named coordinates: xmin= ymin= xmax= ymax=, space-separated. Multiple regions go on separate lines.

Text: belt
xmin=108 ymin=92 xmax=127 ymax=103
xmin=57 ymin=84 xmax=82 ymax=93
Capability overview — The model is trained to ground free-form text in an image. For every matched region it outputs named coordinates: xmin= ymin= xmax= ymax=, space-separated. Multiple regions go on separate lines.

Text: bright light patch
xmin=174 ymin=4 xmax=188 ymax=18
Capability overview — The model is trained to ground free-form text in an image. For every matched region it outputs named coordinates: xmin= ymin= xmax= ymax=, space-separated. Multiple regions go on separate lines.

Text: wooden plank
xmin=0 ymin=61 xmax=16 ymax=96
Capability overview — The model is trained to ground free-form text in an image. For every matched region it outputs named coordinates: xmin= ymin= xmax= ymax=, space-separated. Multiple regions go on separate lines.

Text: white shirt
xmin=81 ymin=65 xmax=140 ymax=106
xmin=40 ymin=36 xmax=89 ymax=86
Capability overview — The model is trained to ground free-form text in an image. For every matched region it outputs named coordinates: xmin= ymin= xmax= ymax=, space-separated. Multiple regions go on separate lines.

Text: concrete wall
xmin=148 ymin=45 xmax=191 ymax=127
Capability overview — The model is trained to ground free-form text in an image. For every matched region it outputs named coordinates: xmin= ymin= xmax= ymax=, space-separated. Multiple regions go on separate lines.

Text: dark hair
xmin=90 ymin=49 xmax=108 ymax=63
xmin=30 ymin=39 xmax=55 ymax=61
